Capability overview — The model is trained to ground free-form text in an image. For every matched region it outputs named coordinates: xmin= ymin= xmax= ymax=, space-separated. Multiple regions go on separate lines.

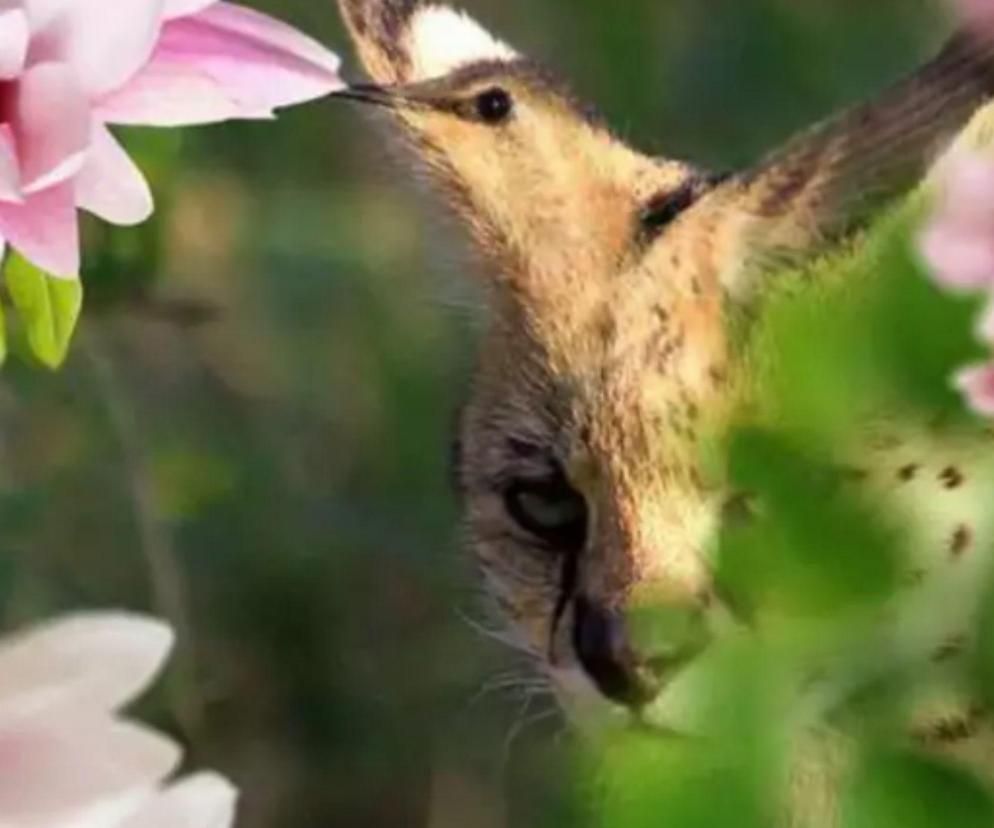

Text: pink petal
xmin=94 ymin=58 xmax=253 ymax=127
xmin=0 ymin=614 xmax=173 ymax=720
xmin=0 ymin=127 xmax=22 ymax=203
xmin=955 ymin=362 xmax=994 ymax=416
xmin=37 ymin=0 xmax=165 ymax=96
xmin=114 ymin=2 xmax=341 ymax=122
xmin=0 ymin=181 xmax=79 ymax=277
xmin=920 ymin=222 xmax=994 ymax=290
xmin=955 ymin=0 xmax=994 ymax=29
xmin=0 ymin=7 xmax=29 ymax=79
xmin=12 ymin=61 xmax=91 ymax=193
xmin=0 ymin=713 xmax=179 ymax=825
xmin=938 ymin=153 xmax=994 ymax=222
xmin=76 ymin=124 xmax=153 ymax=226
xmin=120 ymin=773 xmax=238 ymax=828
xmin=163 ymin=0 xmax=216 ymax=20
xmin=20 ymin=0 xmax=73 ymax=35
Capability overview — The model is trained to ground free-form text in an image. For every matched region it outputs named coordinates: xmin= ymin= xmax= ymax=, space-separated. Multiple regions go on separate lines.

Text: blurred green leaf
xmin=4 ymin=254 xmax=82 ymax=369
xmin=717 ymin=428 xmax=899 ymax=620
xmin=843 ymin=750 xmax=994 ymax=828
xmin=754 ymin=206 xmax=986 ymax=443
xmin=593 ymin=641 xmax=788 ymax=828
xmin=973 ymin=570 xmax=994 ymax=708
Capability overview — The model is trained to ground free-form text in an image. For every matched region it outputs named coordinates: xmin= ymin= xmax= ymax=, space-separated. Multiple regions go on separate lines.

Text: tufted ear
xmin=336 ymin=0 xmax=516 ymax=85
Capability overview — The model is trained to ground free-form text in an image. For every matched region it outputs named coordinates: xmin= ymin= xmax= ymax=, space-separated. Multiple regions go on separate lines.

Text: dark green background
xmin=0 ymin=1 xmax=955 ymax=825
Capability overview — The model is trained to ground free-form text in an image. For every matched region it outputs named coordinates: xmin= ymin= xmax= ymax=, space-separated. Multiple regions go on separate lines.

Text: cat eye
xmin=475 ymin=87 xmax=514 ymax=124
xmin=504 ymin=476 xmax=587 ymax=550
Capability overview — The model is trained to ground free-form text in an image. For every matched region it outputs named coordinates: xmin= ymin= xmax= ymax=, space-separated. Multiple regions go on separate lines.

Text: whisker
xmin=455 ymin=607 xmax=540 ymax=659
xmin=498 ymin=699 xmax=562 ymax=775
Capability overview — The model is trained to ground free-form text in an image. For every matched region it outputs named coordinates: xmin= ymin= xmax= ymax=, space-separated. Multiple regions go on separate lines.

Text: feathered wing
xmin=694 ymin=28 xmax=994 ymax=301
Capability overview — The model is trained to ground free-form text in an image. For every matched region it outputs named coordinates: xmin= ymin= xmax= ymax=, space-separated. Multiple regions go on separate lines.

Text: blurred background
xmin=0 ymin=1 xmax=959 ymax=826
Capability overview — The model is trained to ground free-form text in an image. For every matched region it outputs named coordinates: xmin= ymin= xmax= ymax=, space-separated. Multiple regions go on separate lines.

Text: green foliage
xmin=719 ymin=428 xmax=899 ymax=620
xmin=594 ymin=642 xmax=789 ymax=828
xmin=844 ymin=751 xmax=994 ymax=828
xmin=752 ymin=203 xmax=986 ymax=442
xmin=3 ymin=254 xmax=82 ymax=370
xmin=0 ymin=3 xmax=988 ymax=827
xmin=593 ymin=193 xmax=994 ymax=824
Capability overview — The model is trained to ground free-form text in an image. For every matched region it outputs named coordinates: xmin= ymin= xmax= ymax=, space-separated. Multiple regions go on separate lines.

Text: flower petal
xmin=920 ymin=222 xmax=994 ymax=290
xmin=94 ymin=57 xmax=250 ymax=126
xmin=120 ymin=773 xmax=238 ymax=828
xmin=0 ymin=181 xmax=79 ymax=277
xmin=13 ymin=61 xmax=91 ymax=193
xmin=151 ymin=2 xmax=341 ymax=115
xmin=163 ymin=0 xmax=216 ymax=20
xmin=0 ymin=6 xmax=28 ymax=79
xmin=76 ymin=124 xmax=153 ymax=226
xmin=0 ymin=126 xmax=22 ymax=203
xmin=44 ymin=0 xmax=165 ymax=96
xmin=21 ymin=0 xmax=72 ymax=34
xmin=956 ymin=0 xmax=994 ymax=30
xmin=955 ymin=362 xmax=994 ymax=417
xmin=0 ymin=613 xmax=173 ymax=719
xmin=0 ymin=713 xmax=180 ymax=825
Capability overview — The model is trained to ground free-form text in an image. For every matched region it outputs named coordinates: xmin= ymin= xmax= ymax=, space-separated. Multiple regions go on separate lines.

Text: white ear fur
xmin=407 ymin=5 xmax=517 ymax=81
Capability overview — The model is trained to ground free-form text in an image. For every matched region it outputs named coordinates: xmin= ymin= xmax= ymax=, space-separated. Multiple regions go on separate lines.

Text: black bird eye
xmin=475 ymin=87 xmax=513 ymax=124
xmin=504 ymin=476 xmax=587 ymax=550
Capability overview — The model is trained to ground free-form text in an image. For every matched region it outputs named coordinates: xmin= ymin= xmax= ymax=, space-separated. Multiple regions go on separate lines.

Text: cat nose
xmin=572 ymin=595 xmax=711 ymax=709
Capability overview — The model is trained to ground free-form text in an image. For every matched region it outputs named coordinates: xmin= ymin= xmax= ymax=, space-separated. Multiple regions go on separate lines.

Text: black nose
xmin=572 ymin=597 xmax=663 ymax=709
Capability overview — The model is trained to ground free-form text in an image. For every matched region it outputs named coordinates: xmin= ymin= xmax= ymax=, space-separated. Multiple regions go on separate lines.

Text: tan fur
xmin=335 ymin=0 xmax=994 ymax=821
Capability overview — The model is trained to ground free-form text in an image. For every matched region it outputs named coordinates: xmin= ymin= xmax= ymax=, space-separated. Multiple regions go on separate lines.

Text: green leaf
xmin=717 ymin=428 xmax=900 ymax=620
xmin=591 ymin=642 xmax=788 ymax=828
xmin=843 ymin=750 xmax=994 ymax=828
xmin=4 ymin=254 xmax=83 ymax=369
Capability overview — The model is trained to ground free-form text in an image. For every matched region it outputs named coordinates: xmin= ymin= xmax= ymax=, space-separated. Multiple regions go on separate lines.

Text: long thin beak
xmin=332 ymin=81 xmax=450 ymax=114
xmin=331 ymin=83 xmax=402 ymax=109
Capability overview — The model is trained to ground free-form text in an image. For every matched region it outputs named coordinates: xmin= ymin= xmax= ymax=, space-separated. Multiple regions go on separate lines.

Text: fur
xmin=334 ymin=1 xmax=994 ymax=822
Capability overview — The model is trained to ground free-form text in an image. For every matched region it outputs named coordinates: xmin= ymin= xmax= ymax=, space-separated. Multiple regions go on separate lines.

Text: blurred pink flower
xmin=955 ymin=0 xmax=994 ymax=29
xmin=0 ymin=612 xmax=237 ymax=827
xmin=0 ymin=0 xmax=342 ymax=278
xmin=955 ymin=363 xmax=994 ymax=416
xmin=921 ymin=151 xmax=994 ymax=418
xmin=920 ymin=152 xmax=994 ymax=291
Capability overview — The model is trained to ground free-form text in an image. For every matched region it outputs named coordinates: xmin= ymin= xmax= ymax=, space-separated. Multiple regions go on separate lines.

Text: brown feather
xmin=694 ymin=28 xmax=994 ymax=300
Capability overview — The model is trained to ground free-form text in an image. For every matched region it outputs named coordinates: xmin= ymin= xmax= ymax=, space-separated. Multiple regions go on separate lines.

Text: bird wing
xmin=693 ymin=28 xmax=994 ymax=300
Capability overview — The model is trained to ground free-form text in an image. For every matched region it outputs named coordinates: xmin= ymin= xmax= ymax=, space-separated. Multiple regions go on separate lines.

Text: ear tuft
xmin=407 ymin=5 xmax=517 ymax=81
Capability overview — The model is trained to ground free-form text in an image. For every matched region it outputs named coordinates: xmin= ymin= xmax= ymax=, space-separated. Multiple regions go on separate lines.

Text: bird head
xmin=333 ymin=4 xmax=708 ymax=312
xmin=334 ymin=0 xmax=739 ymax=726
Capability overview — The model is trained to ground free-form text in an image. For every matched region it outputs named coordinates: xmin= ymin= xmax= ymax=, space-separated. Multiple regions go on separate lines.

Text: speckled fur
xmin=335 ymin=0 xmax=994 ymax=820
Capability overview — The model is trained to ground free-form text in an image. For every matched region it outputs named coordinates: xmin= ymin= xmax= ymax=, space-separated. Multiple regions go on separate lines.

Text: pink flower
xmin=955 ymin=363 xmax=994 ymax=416
xmin=0 ymin=1 xmax=342 ymax=278
xmin=921 ymin=151 xmax=994 ymax=418
xmin=954 ymin=0 xmax=994 ymax=29
xmin=0 ymin=612 xmax=237 ymax=827
xmin=920 ymin=152 xmax=994 ymax=292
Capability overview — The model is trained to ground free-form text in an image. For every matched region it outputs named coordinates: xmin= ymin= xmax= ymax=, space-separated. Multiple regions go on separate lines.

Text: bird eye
xmin=504 ymin=476 xmax=587 ymax=550
xmin=475 ymin=87 xmax=514 ymax=124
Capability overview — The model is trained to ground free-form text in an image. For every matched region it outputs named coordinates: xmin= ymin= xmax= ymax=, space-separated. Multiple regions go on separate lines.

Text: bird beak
xmin=332 ymin=83 xmax=403 ymax=109
xmin=333 ymin=82 xmax=440 ymax=112
xmin=333 ymin=79 xmax=456 ymax=113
